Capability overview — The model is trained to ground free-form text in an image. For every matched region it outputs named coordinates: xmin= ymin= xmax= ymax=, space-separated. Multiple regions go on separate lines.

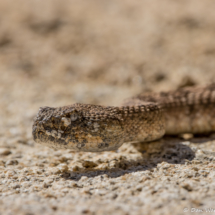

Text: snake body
xmin=32 ymin=84 xmax=215 ymax=152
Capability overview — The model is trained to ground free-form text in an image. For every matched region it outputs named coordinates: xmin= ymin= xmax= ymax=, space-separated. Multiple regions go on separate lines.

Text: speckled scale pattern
xmin=32 ymin=84 xmax=215 ymax=152
xmin=135 ymin=84 xmax=215 ymax=134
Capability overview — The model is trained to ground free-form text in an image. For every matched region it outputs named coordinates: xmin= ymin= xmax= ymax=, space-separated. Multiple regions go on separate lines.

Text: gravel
xmin=1 ymin=0 xmax=215 ymax=214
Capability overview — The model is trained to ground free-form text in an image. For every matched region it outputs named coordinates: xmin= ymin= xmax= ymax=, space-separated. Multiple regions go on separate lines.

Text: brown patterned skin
xmin=32 ymin=84 xmax=215 ymax=152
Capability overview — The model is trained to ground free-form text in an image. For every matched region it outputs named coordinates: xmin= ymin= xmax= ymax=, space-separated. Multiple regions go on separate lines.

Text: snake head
xmin=32 ymin=104 xmax=124 ymax=152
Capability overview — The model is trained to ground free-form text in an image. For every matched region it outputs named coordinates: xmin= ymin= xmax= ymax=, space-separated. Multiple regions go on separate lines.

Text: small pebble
xmin=0 ymin=149 xmax=11 ymax=156
xmin=5 ymin=160 xmax=18 ymax=166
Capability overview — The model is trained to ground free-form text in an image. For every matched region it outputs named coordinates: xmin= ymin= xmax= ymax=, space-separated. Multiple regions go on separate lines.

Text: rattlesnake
xmin=32 ymin=84 xmax=215 ymax=152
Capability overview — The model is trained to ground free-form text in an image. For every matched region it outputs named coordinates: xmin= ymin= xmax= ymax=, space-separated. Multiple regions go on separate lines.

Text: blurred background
xmin=1 ymin=0 xmax=215 ymax=140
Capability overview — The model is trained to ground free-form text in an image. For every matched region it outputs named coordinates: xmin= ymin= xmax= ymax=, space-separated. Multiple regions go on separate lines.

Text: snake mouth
xmin=32 ymin=125 xmax=70 ymax=150
xmin=32 ymin=120 xmax=124 ymax=152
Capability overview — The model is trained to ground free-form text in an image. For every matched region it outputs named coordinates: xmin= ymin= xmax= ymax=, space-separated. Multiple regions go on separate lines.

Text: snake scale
xmin=32 ymin=84 xmax=215 ymax=152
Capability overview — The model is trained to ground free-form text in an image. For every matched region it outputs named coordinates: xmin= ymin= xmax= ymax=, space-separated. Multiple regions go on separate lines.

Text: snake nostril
xmin=32 ymin=126 xmax=37 ymax=133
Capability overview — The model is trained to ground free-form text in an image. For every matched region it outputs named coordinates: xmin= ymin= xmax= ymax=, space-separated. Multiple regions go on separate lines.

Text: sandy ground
xmin=1 ymin=0 xmax=215 ymax=214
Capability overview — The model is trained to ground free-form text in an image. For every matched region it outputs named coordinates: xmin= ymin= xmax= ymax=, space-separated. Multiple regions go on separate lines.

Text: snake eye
xmin=61 ymin=117 xmax=71 ymax=126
